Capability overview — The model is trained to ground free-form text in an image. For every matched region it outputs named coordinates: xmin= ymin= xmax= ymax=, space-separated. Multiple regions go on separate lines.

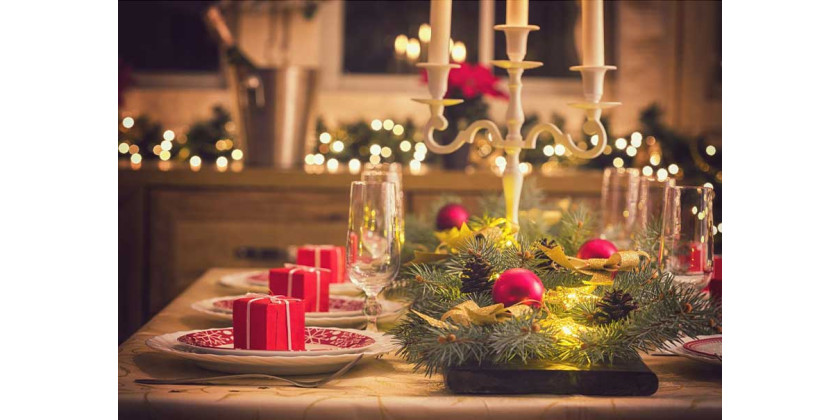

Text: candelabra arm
xmin=524 ymin=117 xmax=608 ymax=159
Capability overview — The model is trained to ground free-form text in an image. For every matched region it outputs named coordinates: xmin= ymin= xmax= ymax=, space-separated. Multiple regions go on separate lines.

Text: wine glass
xmin=361 ymin=163 xmax=404 ymax=246
xmin=659 ymin=185 xmax=715 ymax=291
xmin=600 ymin=168 xmax=641 ymax=249
xmin=346 ymin=181 xmax=401 ymax=332
xmin=633 ymin=176 xmax=675 ymax=249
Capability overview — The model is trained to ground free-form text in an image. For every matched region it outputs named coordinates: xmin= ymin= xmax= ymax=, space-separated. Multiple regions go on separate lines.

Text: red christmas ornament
xmin=576 ymin=239 xmax=618 ymax=260
xmin=436 ymin=203 xmax=470 ymax=230
xmin=492 ymin=268 xmax=545 ymax=307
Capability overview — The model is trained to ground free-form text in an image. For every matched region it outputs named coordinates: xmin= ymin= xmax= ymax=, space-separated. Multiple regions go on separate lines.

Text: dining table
xmin=118 ymin=268 xmax=722 ymax=419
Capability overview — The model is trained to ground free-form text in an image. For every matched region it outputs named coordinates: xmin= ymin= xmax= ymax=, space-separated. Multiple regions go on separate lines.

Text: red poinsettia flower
xmin=421 ymin=63 xmax=508 ymax=100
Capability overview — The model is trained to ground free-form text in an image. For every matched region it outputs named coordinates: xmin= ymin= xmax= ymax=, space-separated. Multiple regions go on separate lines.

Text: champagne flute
xmin=659 ymin=185 xmax=715 ymax=291
xmin=346 ymin=181 xmax=401 ymax=332
xmin=361 ymin=163 xmax=405 ymax=247
xmin=600 ymin=168 xmax=641 ymax=249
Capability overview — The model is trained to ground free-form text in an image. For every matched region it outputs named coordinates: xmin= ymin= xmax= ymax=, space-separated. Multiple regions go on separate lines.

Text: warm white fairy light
xmin=668 ymin=163 xmax=679 ymax=174
xmin=163 ymin=130 xmax=175 ymax=141
xmin=122 ymin=117 xmax=135 ymax=129
xmin=406 ymin=38 xmax=421 ymax=60
xmin=649 ymin=153 xmax=660 ymax=166
xmin=656 ymin=168 xmax=668 ymax=180
xmin=326 ymin=158 xmax=339 ymax=173
xmin=415 ymin=142 xmax=427 ymax=154
xmin=554 ymin=144 xmax=566 ymax=156
xmin=331 ymin=140 xmax=345 ymax=153
xmin=418 ymin=23 xmax=431 ymax=43
xmin=393 ymin=124 xmax=405 ymax=136
xmin=413 ymin=150 xmax=426 ymax=161
xmin=216 ymin=156 xmax=228 ymax=168
xmin=630 ymin=132 xmax=643 ymax=147
xmin=319 ymin=132 xmax=332 ymax=143
xmin=371 ymin=119 xmax=383 ymax=131
xmin=130 ymin=153 xmax=142 ymax=164
xmin=370 ymin=144 xmax=382 ymax=156
xmin=451 ymin=41 xmax=467 ymax=63
xmin=348 ymin=158 xmax=361 ymax=174
xmin=394 ymin=34 xmax=408 ymax=54
xmin=409 ymin=159 xmax=422 ymax=174
xmin=128 ymin=145 xmax=139 ymax=154
xmin=216 ymin=139 xmax=226 ymax=151
xmin=370 ymin=154 xmax=381 ymax=164
xmin=706 ymin=145 xmax=717 ymax=156
xmin=304 ymin=154 xmax=315 ymax=165
xmin=381 ymin=146 xmax=393 ymax=158
xmin=590 ymin=135 xmax=599 ymax=146
xmin=703 ymin=182 xmax=714 ymax=188
xmin=495 ymin=156 xmax=507 ymax=169
xmin=613 ymin=157 xmax=624 ymax=168
xmin=313 ymin=153 xmax=325 ymax=165
xmin=615 ymin=138 xmax=627 ymax=150
xmin=160 ymin=150 xmax=171 ymax=161
xmin=542 ymin=145 xmax=554 ymax=156
xmin=626 ymin=146 xmax=637 ymax=157
xmin=400 ymin=140 xmax=412 ymax=152
xmin=161 ymin=141 xmax=172 ymax=151
xmin=383 ymin=119 xmax=394 ymax=131
xmin=519 ymin=162 xmax=532 ymax=175
xmin=118 ymin=143 xmax=129 ymax=154
xmin=231 ymin=149 xmax=243 ymax=160
xmin=604 ymin=146 xmax=612 ymax=155
xmin=642 ymin=166 xmax=653 ymax=176
xmin=153 ymin=145 xmax=162 ymax=156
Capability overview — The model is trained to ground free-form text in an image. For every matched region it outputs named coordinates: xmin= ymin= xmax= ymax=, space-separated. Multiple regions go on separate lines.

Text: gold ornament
xmin=536 ymin=243 xmax=649 ymax=286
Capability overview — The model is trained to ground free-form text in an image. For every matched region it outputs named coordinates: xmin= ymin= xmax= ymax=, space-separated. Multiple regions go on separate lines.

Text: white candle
xmin=581 ymin=0 xmax=604 ymax=66
xmin=506 ymin=0 xmax=528 ymax=26
xmin=429 ymin=0 xmax=452 ymax=64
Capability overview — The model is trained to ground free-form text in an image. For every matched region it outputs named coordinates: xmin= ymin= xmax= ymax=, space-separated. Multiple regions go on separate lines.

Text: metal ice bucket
xmin=230 ymin=66 xmax=318 ymax=169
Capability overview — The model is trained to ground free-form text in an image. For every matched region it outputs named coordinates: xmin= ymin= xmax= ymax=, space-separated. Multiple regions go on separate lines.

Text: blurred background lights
xmin=160 ymin=150 xmax=171 ymax=161
xmin=451 ymin=41 xmax=467 ymax=63
xmin=590 ymin=135 xmax=599 ymax=146
xmin=313 ymin=153 xmax=325 ymax=165
xmin=418 ymin=23 xmax=431 ymax=43
xmin=706 ymin=145 xmax=717 ymax=156
xmin=656 ymin=168 xmax=668 ymax=180
xmin=128 ymin=145 xmax=139 ymax=154
xmin=231 ymin=149 xmax=243 ymax=160
xmin=642 ymin=166 xmax=653 ymax=176
xmin=304 ymin=154 xmax=315 ymax=165
xmin=118 ymin=143 xmax=130 ymax=154
xmin=626 ymin=146 xmax=637 ymax=157
xmin=319 ymin=132 xmax=331 ymax=143
xmin=630 ymin=132 xmax=643 ymax=147
xmin=216 ymin=156 xmax=228 ymax=168
xmin=130 ymin=153 xmax=142 ymax=164
xmin=542 ymin=145 xmax=554 ymax=156
xmin=406 ymin=38 xmax=421 ymax=60
xmin=400 ymin=140 xmax=412 ymax=152
xmin=189 ymin=155 xmax=201 ymax=167
xmin=383 ymin=119 xmax=394 ymax=131
xmin=381 ymin=146 xmax=393 ymax=158
xmin=668 ymin=164 xmax=679 ymax=174
xmin=163 ymin=130 xmax=175 ymax=141
xmin=370 ymin=144 xmax=382 ymax=156
xmin=122 ymin=117 xmax=135 ymax=129
xmin=394 ymin=34 xmax=408 ymax=55
xmin=554 ymin=144 xmax=566 ymax=156
xmin=371 ymin=119 xmax=382 ymax=131
xmin=348 ymin=158 xmax=361 ymax=174
xmin=392 ymin=124 xmax=405 ymax=136
xmin=612 ymin=157 xmax=624 ymax=168
xmin=326 ymin=158 xmax=339 ymax=173
xmin=331 ymin=140 xmax=345 ymax=153
xmin=415 ymin=142 xmax=427 ymax=154
xmin=615 ymin=138 xmax=627 ymax=150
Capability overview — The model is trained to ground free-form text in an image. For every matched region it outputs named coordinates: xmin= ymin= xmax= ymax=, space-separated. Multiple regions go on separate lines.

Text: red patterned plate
xmin=211 ymin=296 xmax=365 ymax=316
xmin=683 ymin=336 xmax=722 ymax=359
xmin=176 ymin=327 xmax=376 ymax=357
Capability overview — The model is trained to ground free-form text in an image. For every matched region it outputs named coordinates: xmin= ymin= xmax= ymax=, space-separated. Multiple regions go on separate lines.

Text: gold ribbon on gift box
xmin=537 ymin=243 xmax=649 ymax=286
xmin=413 ymin=300 xmax=531 ymax=329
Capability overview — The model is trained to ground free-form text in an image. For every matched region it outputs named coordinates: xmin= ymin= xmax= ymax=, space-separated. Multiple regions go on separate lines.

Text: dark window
xmin=343 ymin=0 xmax=478 ymax=74
xmin=119 ymin=0 xmax=219 ymax=73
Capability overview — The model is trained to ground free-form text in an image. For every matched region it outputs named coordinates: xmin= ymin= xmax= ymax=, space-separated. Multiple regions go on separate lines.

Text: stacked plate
xmin=219 ymin=270 xmax=362 ymax=296
xmin=192 ymin=294 xmax=406 ymax=328
xmin=147 ymin=327 xmax=398 ymax=375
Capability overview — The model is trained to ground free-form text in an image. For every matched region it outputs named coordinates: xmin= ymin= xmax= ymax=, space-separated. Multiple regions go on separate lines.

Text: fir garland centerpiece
xmin=391 ymin=205 xmax=721 ymax=376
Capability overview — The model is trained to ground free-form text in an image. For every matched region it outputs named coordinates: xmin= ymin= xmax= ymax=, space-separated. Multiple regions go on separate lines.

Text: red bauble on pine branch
xmin=576 ymin=239 xmax=618 ymax=259
xmin=436 ymin=203 xmax=470 ymax=230
xmin=492 ymin=268 xmax=545 ymax=307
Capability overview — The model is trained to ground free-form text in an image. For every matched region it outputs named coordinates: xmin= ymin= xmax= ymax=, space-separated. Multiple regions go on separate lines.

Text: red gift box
xmin=269 ymin=265 xmax=330 ymax=312
xmin=232 ymin=294 xmax=305 ymax=351
xmin=297 ymin=245 xmax=346 ymax=284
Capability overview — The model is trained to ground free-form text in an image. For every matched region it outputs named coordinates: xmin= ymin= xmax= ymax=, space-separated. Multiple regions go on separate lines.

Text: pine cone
xmin=460 ymin=253 xmax=493 ymax=294
xmin=594 ymin=290 xmax=638 ymax=324
xmin=534 ymin=238 xmax=558 ymax=270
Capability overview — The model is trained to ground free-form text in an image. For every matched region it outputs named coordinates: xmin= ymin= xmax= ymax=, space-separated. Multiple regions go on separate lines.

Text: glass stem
xmin=363 ymin=294 xmax=382 ymax=332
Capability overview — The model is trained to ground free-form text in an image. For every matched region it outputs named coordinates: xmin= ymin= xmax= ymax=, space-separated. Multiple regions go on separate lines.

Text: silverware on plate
xmin=135 ymin=354 xmax=363 ymax=388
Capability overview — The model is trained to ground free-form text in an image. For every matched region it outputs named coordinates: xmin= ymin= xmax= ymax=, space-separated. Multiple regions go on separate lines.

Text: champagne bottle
xmin=204 ymin=6 xmax=258 ymax=73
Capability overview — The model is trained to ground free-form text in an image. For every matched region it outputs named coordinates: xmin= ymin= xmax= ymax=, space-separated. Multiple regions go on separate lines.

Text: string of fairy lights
xmin=394 ymin=23 xmax=467 ymax=66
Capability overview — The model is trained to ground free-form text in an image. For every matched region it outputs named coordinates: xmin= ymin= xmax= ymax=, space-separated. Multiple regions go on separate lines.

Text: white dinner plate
xmin=146 ymin=328 xmax=398 ymax=375
xmin=660 ymin=335 xmax=722 ymax=365
xmin=219 ymin=270 xmax=362 ymax=296
xmin=191 ymin=294 xmax=407 ymax=328
xmin=176 ymin=327 xmax=376 ymax=357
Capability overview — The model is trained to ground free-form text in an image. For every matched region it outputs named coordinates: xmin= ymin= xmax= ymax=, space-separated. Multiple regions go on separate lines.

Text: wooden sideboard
xmin=118 ymin=168 xmax=603 ymax=342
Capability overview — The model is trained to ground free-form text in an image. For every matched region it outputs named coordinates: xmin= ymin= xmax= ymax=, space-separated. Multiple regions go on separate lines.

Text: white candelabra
xmin=413 ymin=0 xmax=619 ymax=229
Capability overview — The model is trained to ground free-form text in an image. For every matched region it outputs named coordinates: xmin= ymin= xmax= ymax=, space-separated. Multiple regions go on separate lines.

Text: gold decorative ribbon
xmin=537 ymin=243 xmax=649 ymax=286
xmin=413 ymin=300 xmax=531 ymax=329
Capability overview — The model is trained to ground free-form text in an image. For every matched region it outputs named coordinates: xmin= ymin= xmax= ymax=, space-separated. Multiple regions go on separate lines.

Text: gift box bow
xmin=282 ymin=264 xmax=329 ymax=309
xmin=536 ymin=244 xmax=649 ymax=286
xmin=241 ymin=293 xmax=302 ymax=349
